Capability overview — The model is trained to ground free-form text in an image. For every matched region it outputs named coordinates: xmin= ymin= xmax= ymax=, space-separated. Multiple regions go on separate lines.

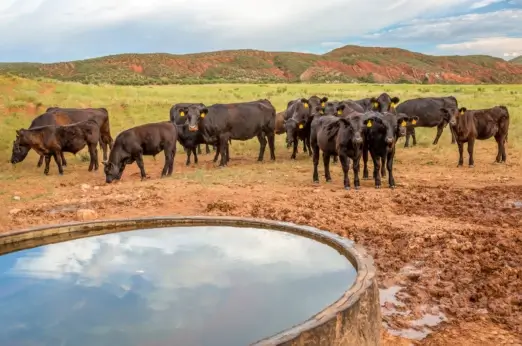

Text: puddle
xmin=380 ymin=263 xmax=447 ymax=341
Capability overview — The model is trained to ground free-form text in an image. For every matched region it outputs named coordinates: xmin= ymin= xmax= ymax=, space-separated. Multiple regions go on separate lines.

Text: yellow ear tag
xmin=401 ymin=120 xmax=406 ymax=127
xmin=373 ymin=102 xmax=378 ymax=108
xmin=391 ymin=103 xmax=396 ymax=109
xmin=303 ymin=103 xmax=309 ymax=109
xmin=200 ymin=113 xmax=206 ymax=118
xmin=180 ymin=111 xmax=185 ymax=117
xmin=459 ymin=110 xmax=464 ymax=115
xmin=367 ymin=120 xmax=372 ymax=128
xmin=321 ymin=102 xmax=325 ymax=107
xmin=337 ymin=110 xmax=342 ymax=115
xmin=412 ymin=119 xmax=417 ymax=125
xmin=299 ymin=124 xmax=304 ymax=129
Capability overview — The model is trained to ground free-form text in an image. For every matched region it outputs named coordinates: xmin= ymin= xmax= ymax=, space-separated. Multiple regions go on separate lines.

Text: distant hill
xmin=510 ymin=56 xmax=522 ymax=64
xmin=1 ymin=45 xmax=522 ymax=85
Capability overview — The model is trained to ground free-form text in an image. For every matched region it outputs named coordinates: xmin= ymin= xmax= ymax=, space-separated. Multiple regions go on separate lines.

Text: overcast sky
xmin=0 ymin=0 xmax=521 ymax=62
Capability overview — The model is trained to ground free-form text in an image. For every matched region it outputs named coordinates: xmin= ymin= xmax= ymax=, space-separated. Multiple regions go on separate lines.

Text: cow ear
xmin=391 ymin=96 xmax=400 ymax=104
xmin=102 ymin=161 xmax=107 ymax=166
xmin=200 ymin=108 xmax=208 ymax=115
xmin=178 ymin=108 xmax=186 ymax=117
xmin=321 ymin=96 xmax=328 ymax=103
xmin=300 ymin=98 xmax=309 ymax=108
xmin=336 ymin=104 xmax=345 ymax=116
xmin=15 ymin=129 xmax=21 ymax=136
xmin=459 ymin=107 xmax=467 ymax=113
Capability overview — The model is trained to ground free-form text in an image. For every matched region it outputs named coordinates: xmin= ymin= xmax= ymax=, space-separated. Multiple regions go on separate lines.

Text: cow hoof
xmin=326 ymin=179 xmax=332 ymax=183
xmin=389 ymin=185 xmax=395 ymax=189
xmin=375 ymin=185 xmax=381 ymax=189
xmin=469 ymin=165 xmax=474 ymax=168
xmin=344 ymin=186 xmax=350 ymax=190
xmin=313 ymin=180 xmax=319 ymax=184
xmin=457 ymin=164 xmax=463 ymax=167
xmin=354 ymin=186 xmax=360 ymax=190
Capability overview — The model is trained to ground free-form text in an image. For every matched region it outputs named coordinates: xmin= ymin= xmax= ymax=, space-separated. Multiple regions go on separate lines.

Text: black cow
xmin=103 ymin=122 xmax=177 ymax=183
xmin=284 ymin=117 xmax=311 ymax=159
xmin=362 ymin=112 xmax=408 ymax=188
xmin=11 ymin=119 xmax=101 ymax=175
xmin=446 ymin=106 xmax=509 ymax=167
xmin=185 ymin=99 xmax=276 ymax=167
xmin=370 ymin=93 xmax=400 ymax=113
xmin=170 ymin=102 xmax=214 ymax=155
xmin=396 ymin=96 xmax=458 ymax=147
xmin=353 ymin=98 xmax=373 ymax=111
xmin=311 ymin=104 xmax=366 ymax=189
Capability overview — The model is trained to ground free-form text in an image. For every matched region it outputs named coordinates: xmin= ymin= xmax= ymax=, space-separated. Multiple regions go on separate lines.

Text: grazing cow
xmin=103 ymin=122 xmax=177 ymax=183
xmin=362 ymin=112 xmax=408 ymax=188
xmin=11 ymin=120 xmax=101 ymax=175
xmin=311 ymin=104 xmax=366 ymax=189
xmin=396 ymin=96 xmax=458 ymax=147
xmin=45 ymin=107 xmax=113 ymax=162
xmin=284 ymin=96 xmax=328 ymax=152
xmin=446 ymin=106 xmax=509 ymax=167
xmin=185 ymin=99 xmax=276 ymax=167
xmin=169 ymin=102 xmax=211 ymax=155
xmin=370 ymin=93 xmax=400 ymax=113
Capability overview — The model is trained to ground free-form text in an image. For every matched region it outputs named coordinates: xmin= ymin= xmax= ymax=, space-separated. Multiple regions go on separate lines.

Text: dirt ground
xmin=1 ymin=138 xmax=521 ymax=346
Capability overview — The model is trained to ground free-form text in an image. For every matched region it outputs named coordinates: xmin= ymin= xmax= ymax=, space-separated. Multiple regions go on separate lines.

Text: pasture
xmin=1 ymin=76 xmax=521 ymax=345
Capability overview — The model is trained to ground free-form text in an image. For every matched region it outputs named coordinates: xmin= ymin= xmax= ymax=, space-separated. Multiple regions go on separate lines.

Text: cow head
xmin=102 ymin=161 xmax=120 ymax=183
xmin=394 ymin=113 xmax=414 ymax=138
xmin=10 ymin=130 xmax=31 ymax=164
xmin=442 ymin=107 xmax=464 ymax=127
xmin=323 ymin=101 xmax=339 ymax=116
xmin=185 ymin=105 xmax=208 ymax=132
xmin=284 ymin=118 xmax=300 ymax=147
xmin=371 ymin=93 xmax=400 ymax=113
xmin=308 ymin=96 xmax=329 ymax=110
xmin=289 ymin=98 xmax=312 ymax=124
xmin=339 ymin=114 xmax=365 ymax=147
xmin=364 ymin=113 xmax=396 ymax=147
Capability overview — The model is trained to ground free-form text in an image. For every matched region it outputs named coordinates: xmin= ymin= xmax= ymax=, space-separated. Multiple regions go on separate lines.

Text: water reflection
xmin=0 ymin=226 xmax=356 ymax=346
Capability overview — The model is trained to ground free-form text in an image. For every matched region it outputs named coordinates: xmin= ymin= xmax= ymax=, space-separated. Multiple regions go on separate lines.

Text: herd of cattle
xmin=10 ymin=93 xmax=510 ymax=189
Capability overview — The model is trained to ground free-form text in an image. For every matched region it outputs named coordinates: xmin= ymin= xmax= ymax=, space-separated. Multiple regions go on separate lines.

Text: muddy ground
xmin=1 ymin=139 xmax=521 ymax=346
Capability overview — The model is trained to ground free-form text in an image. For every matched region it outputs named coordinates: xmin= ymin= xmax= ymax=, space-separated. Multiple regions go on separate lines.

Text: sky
xmin=0 ymin=0 xmax=521 ymax=63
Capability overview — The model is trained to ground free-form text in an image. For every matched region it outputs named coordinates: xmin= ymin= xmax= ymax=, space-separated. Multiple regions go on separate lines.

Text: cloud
xmin=470 ymin=0 xmax=503 ymax=9
xmin=437 ymin=36 xmax=522 ymax=56
xmin=0 ymin=0 xmax=484 ymax=61
xmin=362 ymin=9 xmax=522 ymax=58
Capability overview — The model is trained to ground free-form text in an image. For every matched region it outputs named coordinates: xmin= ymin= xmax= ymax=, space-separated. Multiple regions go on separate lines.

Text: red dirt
xmin=1 ymin=137 xmax=521 ymax=345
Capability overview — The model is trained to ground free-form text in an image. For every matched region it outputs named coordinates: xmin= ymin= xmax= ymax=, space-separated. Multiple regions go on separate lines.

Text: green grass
xmin=1 ymin=76 xmax=521 ymax=179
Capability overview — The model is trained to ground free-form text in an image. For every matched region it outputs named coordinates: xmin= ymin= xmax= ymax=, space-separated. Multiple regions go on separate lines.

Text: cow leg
xmin=291 ymin=138 xmax=298 ymax=160
xmin=267 ymin=132 xmax=276 ymax=161
xmin=331 ymin=155 xmax=338 ymax=164
xmin=37 ymin=155 xmax=44 ymax=168
xmin=167 ymin=149 xmax=175 ymax=176
xmin=457 ymin=142 xmax=464 ymax=167
xmin=162 ymin=149 xmax=173 ymax=177
xmin=205 ymin=144 xmax=211 ymax=154
xmin=306 ymin=137 xmax=312 ymax=157
xmin=53 ymin=153 xmax=64 ymax=175
xmin=339 ymin=153 xmax=350 ymax=190
xmin=218 ymin=136 xmax=229 ymax=167
xmin=371 ymin=152 xmax=381 ymax=188
xmin=44 ymin=155 xmax=51 ymax=175
xmin=353 ymin=155 xmax=361 ymax=190
xmin=99 ymin=138 xmax=108 ymax=162
xmin=213 ymin=142 xmax=220 ymax=163
xmin=468 ymin=138 xmax=475 ymax=168
xmin=387 ymin=151 xmax=395 ymax=188
xmin=116 ymin=163 xmax=127 ymax=180
xmin=185 ymin=148 xmax=191 ymax=166
xmin=449 ymin=124 xmax=456 ymax=144
xmin=60 ymin=152 xmax=67 ymax=167
xmin=136 ymin=153 xmax=147 ymax=180
xmin=193 ymin=147 xmax=199 ymax=164
xmin=404 ymin=128 xmax=411 ymax=148
xmin=257 ymin=133 xmax=267 ymax=162
xmin=362 ymin=145 xmax=369 ymax=179
xmin=433 ymin=123 xmax=444 ymax=145
xmin=87 ymin=144 xmax=97 ymax=171
xmin=323 ymin=153 xmax=332 ymax=182
xmin=197 ymin=144 xmax=202 ymax=155
xmin=312 ymin=143 xmax=320 ymax=183
xmin=380 ymin=156 xmax=386 ymax=178
xmin=412 ymin=128 xmax=417 ymax=146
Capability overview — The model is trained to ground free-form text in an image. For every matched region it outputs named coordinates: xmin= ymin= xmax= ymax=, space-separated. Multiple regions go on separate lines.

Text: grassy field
xmin=1 ymin=77 xmax=522 ymax=345
xmin=1 ymin=75 xmax=521 ymax=173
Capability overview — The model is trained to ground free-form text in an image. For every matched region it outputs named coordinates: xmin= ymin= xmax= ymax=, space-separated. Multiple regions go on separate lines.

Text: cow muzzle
xmin=189 ymin=125 xmax=198 ymax=132
xmin=386 ymin=137 xmax=394 ymax=146
xmin=354 ymin=136 xmax=363 ymax=145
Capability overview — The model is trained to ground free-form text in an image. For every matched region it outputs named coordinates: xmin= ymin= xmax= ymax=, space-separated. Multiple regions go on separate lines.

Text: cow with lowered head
xmin=11 ymin=119 xmax=101 ymax=175
xmin=362 ymin=111 xmax=409 ymax=188
xmin=445 ymin=105 xmax=509 ymax=167
xmin=396 ymin=96 xmax=458 ymax=147
xmin=103 ymin=122 xmax=177 ymax=183
xmin=311 ymin=104 xmax=367 ymax=189
xmin=184 ymin=99 xmax=276 ymax=167
xmin=284 ymin=96 xmax=328 ymax=154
